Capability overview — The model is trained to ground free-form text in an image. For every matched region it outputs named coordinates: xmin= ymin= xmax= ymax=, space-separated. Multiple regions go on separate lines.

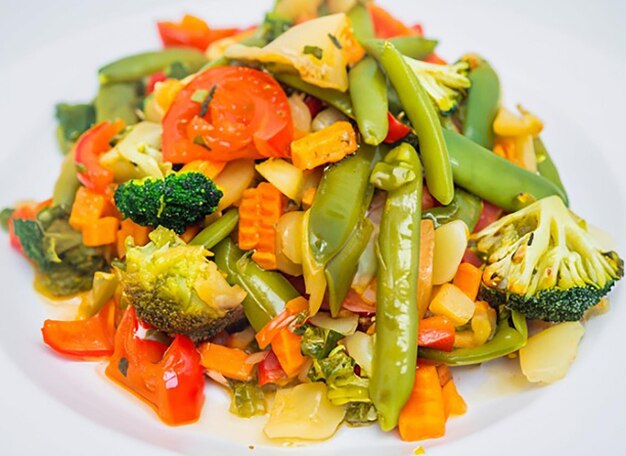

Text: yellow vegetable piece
xmin=264 ymin=382 xmax=345 ymax=440
xmin=154 ymin=78 xmax=184 ymax=113
xmin=291 ymin=121 xmax=357 ymax=170
xmin=213 ymin=159 xmax=256 ymax=210
xmin=225 ymin=13 xmax=364 ymax=92
xmin=432 ymin=220 xmax=469 ymax=285
xmin=302 ymin=209 xmax=327 ymax=316
xmin=519 ymin=321 xmax=585 ymax=384
xmin=471 ymin=301 xmax=497 ymax=345
xmin=255 ymin=158 xmax=304 ymax=202
xmin=277 ymin=211 xmax=305 ymax=264
xmin=493 ymin=105 xmax=543 ymax=138
xmin=429 ymin=283 xmax=475 ymax=326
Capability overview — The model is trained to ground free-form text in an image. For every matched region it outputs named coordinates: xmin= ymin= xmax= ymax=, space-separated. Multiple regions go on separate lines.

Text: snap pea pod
xmin=273 ymin=73 xmax=354 ymax=118
xmin=534 ymin=137 xmax=568 ymax=199
xmin=369 ymin=37 xmax=438 ymax=60
xmin=462 ymin=59 xmax=500 ymax=149
xmin=366 ymin=40 xmax=454 ymax=205
xmin=422 ymin=187 xmax=483 ymax=231
xmin=52 ymin=152 xmax=80 ymax=209
xmin=308 ymin=144 xmax=377 ymax=266
xmin=370 ymin=143 xmax=422 ymax=432
xmin=444 ymin=129 xmax=569 ymax=211
xmin=348 ymin=2 xmax=375 ymax=43
xmin=213 ymin=238 xmax=299 ymax=331
xmin=98 ymin=48 xmax=208 ymax=84
xmin=95 ymin=82 xmax=140 ymax=125
xmin=419 ymin=309 xmax=527 ymax=365
xmin=189 ymin=209 xmax=239 ymax=250
xmin=349 ymin=57 xmax=388 ymax=145
xmin=325 ymin=218 xmax=374 ymax=317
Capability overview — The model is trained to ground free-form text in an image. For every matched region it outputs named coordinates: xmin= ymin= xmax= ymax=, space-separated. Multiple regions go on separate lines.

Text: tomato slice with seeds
xmin=162 ymin=66 xmax=293 ymax=164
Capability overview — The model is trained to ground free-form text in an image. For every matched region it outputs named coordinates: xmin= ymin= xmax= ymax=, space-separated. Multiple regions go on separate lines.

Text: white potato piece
xmin=264 ymin=382 xmax=345 ymax=440
xmin=519 ymin=321 xmax=585 ymax=384
xmin=432 ymin=220 xmax=469 ymax=285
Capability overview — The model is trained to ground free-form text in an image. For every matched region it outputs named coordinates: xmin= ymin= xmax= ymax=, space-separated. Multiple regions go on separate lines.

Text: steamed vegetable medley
xmin=4 ymin=0 xmax=624 ymax=444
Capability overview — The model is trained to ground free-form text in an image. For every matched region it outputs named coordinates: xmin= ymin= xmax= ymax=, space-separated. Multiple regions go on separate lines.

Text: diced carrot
xmin=442 ymin=379 xmax=467 ymax=418
xmin=255 ymin=297 xmax=308 ymax=349
xmin=82 ymin=217 xmax=120 ymax=247
xmin=69 ymin=187 xmax=107 ymax=230
xmin=271 ymin=328 xmax=305 ymax=377
xmin=180 ymin=160 xmax=226 ymax=179
xmin=198 ymin=342 xmax=254 ymax=381
xmin=180 ymin=224 xmax=201 ymax=243
xmin=290 ymin=121 xmax=357 ymax=170
xmin=453 ymin=262 xmax=483 ymax=301
xmin=398 ymin=365 xmax=446 ymax=441
xmin=116 ymin=219 xmax=151 ymax=258
xmin=418 ymin=220 xmax=435 ymax=319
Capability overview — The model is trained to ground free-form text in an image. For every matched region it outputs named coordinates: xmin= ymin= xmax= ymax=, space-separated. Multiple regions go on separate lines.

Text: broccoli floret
xmin=121 ymin=227 xmax=246 ymax=341
xmin=404 ymin=57 xmax=471 ymax=114
xmin=114 ymin=172 xmax=223 ymax=234
xmin=12 ymin=206 xmax=108 ymax=296
xmin=471 ymin=196 xmax=623 ymax=321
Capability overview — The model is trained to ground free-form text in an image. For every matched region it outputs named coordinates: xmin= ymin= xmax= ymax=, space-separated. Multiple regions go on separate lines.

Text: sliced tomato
xmin=106 ymin=306 xmax=205 ymax=425
xmin=384 ymin=111 xmax=412 ymax=144
xmin=75 ymin=120 xmax=124 ymax=193
xmin=157 ymin=14 xmax=239 ymax=51
xmin=162 ymin=66 xmax=293 ymax=164
xmin=41 ymin=299 xmax=116 ymax=358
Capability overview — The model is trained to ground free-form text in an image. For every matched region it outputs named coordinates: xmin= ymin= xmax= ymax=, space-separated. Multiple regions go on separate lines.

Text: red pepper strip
xmin=106 ymin=306 xmax=205 ymax=425
xmin=41 ymin=299 xmax=116 ymax=358
xmin=418 ymin=316 xmax=455 ymax=352
xmin=255 ymin=297 xmax=308 ymax=349
xmin=257 ymin=351 xmax=287 ymax=386
xmin=411 ymin=23 xmax=424 ymax=36
xmin=8 ymin=199 xmax=52 ymax=252
xmin=384 ymin=112 xmax=411 ymax=144
xmin=75 ymin=120 xmax=124 ymax=193
xmin=424 ymin=53 xmax=447 ymax=65
xmin=473 ymin=200 xmax=503 ymax=233
xmin=157 ymin=14 xmax=239 ymax=51
xmin=146 ymin=71 xmax=167 ymax=95
xmin=367 ymin=3 xmax=416 ymax=38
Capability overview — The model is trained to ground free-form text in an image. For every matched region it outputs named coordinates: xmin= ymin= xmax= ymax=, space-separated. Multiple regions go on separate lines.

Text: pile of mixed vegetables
xmin=2 ymin=0 xmax=623 ymax=443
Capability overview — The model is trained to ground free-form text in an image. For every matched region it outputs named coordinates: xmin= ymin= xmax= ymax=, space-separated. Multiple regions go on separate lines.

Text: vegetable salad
xmin=2 ymin=0 xmax=623 ymax=445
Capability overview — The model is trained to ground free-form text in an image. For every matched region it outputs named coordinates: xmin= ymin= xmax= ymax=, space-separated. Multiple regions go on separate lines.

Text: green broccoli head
xmin=471 ymin=196 xmax=623 ymax=321
xmin=121 ymin=227 xmax=246 ymax=341
xmin=114 ymin=171 xmax=223 ymax=234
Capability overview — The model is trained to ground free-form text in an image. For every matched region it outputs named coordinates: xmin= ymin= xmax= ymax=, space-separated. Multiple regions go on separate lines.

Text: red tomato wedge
xmin=162 ymin=66 xmax=293 ymax=164
xmin=158 ymin=14 xmax=239 ymax=51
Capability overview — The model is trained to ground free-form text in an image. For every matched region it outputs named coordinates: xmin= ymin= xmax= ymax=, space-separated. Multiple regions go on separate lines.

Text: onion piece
xmin=309 ymin=311 xmax=358 ymax=336
xmin=344 ymin=331 xmax=373 ymax=377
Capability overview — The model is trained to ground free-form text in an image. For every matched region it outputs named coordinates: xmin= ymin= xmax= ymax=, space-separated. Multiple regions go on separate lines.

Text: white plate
xmin=1 ymin=0 xmax=625 ymax=455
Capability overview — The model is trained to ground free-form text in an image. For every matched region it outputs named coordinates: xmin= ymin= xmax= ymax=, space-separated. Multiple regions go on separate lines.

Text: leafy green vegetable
xmin=345 ymin=402 xmax=377 ymax=426
xmin=229 ymin=380 xmax=267 ymax=418
xmin=55 ymin=103 xmax=96 ymax=154
xmin=300 ymin=325 xmax=344 ymax=359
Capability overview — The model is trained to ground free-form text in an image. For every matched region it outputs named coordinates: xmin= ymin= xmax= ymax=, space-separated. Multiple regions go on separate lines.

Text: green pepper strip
xmin=533 ymin=137 xmax=568 ymax=199
xmin=98 ymin=49 xmax=208 ymax=84
xmin=213 ymin=238 xmax=299 ymax=331
xmin=308 ymin=144 xmax=377 ymax=266
xmin=366 ymin=40 xmax=454 ymax=205
xmin=422 ymin=187 xmax=483 ymax=231
xmin=348 ymin=2 xmax=375 ymax=43
xmin=462 ymin=59 xmax=500 ymax=149
xmin=273 ymin=73 xmax=354 ymax=119
xmin=325 ymin=218 xmax=374 ymax=317
xmin=369 ymin=37 xmax=438 ymax=60
xmin=419 ymin=309 xmax=527 ymax=366
xmin=370 ymin=143 xmax=422 ymax=432
xmin=95 ymin=82 xmax=140 ymax=125
xmin=189 ymin=209 xmax=239 ymax=250
xmin=349 ymin=57 xmax=389 ymax=146
xmin=52 ymin=153 xmax=80 ymax=209
xmin=444 ymin=129 xmax=569 ymax=211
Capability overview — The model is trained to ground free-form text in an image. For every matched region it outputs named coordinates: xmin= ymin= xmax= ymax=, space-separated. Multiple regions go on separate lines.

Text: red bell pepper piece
xmin=105 ymin=306 xmax=205 ymax=425
xmin=7 ymin=199 xmax=52 ymax=253
xmin=41 ymin=299 xmax=116 ymax=358
xmin=384 ymin=112 xmax=411 ymax=144
xmin=367 ymin=3 xmax=415 ymax=38
xmin=75 ymin=120 xmax=124 ymax=193
xmin=146 ymin=71 xmax=167 ymax=95
xmin=424 ymin=53 xmax=448 ymax=65
xmin=157 ymin=14 xmax=239 ymax=51
xmin=257 ymin=351 xmax=287 ymax=386
xmin=418 ymin=316 xmax=455 ymax=352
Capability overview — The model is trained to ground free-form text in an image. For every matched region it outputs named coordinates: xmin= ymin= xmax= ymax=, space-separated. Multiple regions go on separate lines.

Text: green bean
xmin=370 ymin=143 xmax=422 ymax=431
xmin=534 ymin=137 xmax=568 ymax=199
xmin=348 ymin=3 xmax=375 ymax=43
xmin=369 ymin=37 xmax=438 ymax=60
xmin=95 ymin=82 xmax=140 ymax=125
xmin=55 ymin=103 xmax=95 ymax=154
xmin=325 ymin=218 xmax=374 ymax=317
xmin=366 ymin=40 xmax=454 ymax=205
xmin=98 ymin=49 xmax=208 ymax=84
xmin=213 ymin=238 xmax=299 ymax=331
xmin=273 ymin=73 xmax=354 ymax=118
xmin=189 ymin=209 xmax=239 ymax=249
xmin=52 ymin=153 xmax=80 ymax=209
xmin=462 ymin=59 xmax=500 ymax=149
xmin=444 ymin=129 xmax=568 ymax=211
xmin=422 ymin=188 xmax=483 ymax=231
xmin=349 ymin=57 xmax=389 ymax=145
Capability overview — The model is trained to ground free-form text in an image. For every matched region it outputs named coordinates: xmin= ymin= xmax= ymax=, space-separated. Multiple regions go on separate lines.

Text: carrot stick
xmin=198 ymin=342 xmax=254 ymax=381
xmin=271 ymin=328 xmax=305 ymax=377
xmin=82 ymin=217 xmax=119 ymax=247
xmin=453 ymin=262 xmax=482 ymax=301
xmin=255 ymin=297 xmax=308 ymax=349
xmin=291 ymin=121 xmax=358 ymax=170
xmin=418 ymin=220 xmax=435 ymax=319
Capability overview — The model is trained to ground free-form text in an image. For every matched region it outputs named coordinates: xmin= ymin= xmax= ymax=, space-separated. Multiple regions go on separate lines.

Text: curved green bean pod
xmin=444 ymin=129 xmax=569 ymax=211
xmin=348 ymin=2 xmax=375 ymax=43
xmin=189 ymin=209 xmax=239 ymax=250
xmin=422 ymin=188 xmax=483 ymax=231
xmin=462 ymin=60 xmax=500 ymax=149
xmin=52 ymin=153 xmax=80 ymax=209
xmin=369 ymin=37 xmax=438 ymax=60
xmin=95 ymin=82 xmax=140 ymax=125
xmin=349 ymin=57 xmax=389 ymax=145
